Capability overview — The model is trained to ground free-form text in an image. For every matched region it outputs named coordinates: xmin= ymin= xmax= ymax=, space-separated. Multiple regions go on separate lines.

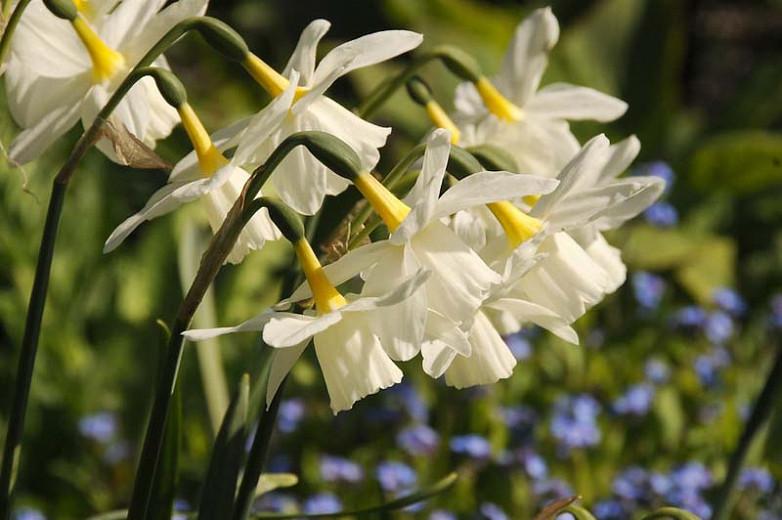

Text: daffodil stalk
xmin=0 ymin=11 xmax=256 ymax=517
xmin=0 ymin=0 xmax=31 ymax=68
xmin=126 ymin=130 xmax=364 ymax=519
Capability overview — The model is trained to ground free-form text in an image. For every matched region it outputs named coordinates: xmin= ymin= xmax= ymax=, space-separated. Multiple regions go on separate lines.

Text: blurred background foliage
xmin=1 ymin=0 xmax=782 ymax=518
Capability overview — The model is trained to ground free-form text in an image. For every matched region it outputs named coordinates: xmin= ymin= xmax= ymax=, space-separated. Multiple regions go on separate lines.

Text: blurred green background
xmin=1 ymin=0 xmax=782 ymax=518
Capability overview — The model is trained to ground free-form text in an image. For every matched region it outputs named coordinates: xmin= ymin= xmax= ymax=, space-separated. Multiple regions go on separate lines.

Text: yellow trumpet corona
xmin=488 ymin=200 xmax=543 ymax=248
xmin=243 ymin=53 xmax=309 ymax=100
xmin=295 ymin=239 xmax=348 ymax=314
xmin=475 ymin=77 xmax=523 ymax=122
xmin=425 ymin=101 xmax=461 ymax=144
xmin=354 ymin=172 xmax=411 ymax=232
xmin=71 ymin=17 xmax=125 ymax=83
xmin=178 ymin=103 xmax=229 ymax=176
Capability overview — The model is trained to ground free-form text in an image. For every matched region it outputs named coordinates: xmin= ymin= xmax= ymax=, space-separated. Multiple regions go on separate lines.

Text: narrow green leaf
xmin=147 ymin=382 xmax=181 ymax=520
xmin=197 ymin=374 xmax=250 ymax=520
xmin=251 ymin=472 xmax=458 ymax=519
xmin=532 ymin=496 xmax=580 ymax=520
xmin=256 ymin=473 xmax=299 ymax=497
xmin=641 ymin=507 xmax=702 ymax=520
xmin=85 ymin=511 xmax=128 ymax=520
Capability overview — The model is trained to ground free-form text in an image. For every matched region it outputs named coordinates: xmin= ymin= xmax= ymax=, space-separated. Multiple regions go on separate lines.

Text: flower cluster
xmin=5 ymin=3 xmax=662 ymax=416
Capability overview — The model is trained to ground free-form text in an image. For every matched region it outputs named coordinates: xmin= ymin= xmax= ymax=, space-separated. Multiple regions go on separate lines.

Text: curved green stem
xmin=356 ymin=45 xmax=481 ymax=119
xmin=711 ymin=343 xmax=782 ymax=520
xmin=0 ymin=0 xmax=31 ymax=69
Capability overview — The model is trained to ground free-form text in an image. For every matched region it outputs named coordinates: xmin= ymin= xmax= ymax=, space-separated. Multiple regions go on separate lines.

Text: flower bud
xmin=43 ymin=0 xmax=78 ymax=20
xmin=406 ymin=76 xmax=433 ymax=106
xmin=195 ymin=17 xmax=249 ymax=62
xmin=259 ymin=197 xmax=304 ymax=243
xmin=434 ymin=45 xmax=482 ymax=83
xmin=279 ymin=131 xmax=363 ymax=181
xmin=136 ymin=68 xmax=188 ymax=108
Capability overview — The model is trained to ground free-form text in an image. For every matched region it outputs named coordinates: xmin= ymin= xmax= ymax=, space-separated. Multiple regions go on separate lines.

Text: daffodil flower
xmin=171 ymin=19 xmax=423 ymax=215
xmin=184 ymin=235 xmax=430 ymax=414
xmin=453 ymin=7 xmax=627 ymax=178
xmin=285 ymin=129 xmax=558 ymax=362
xmin=103 ymin=75 xmax=310 ymax=264
xmin=4 ymin=0 xmax=208 ymax=164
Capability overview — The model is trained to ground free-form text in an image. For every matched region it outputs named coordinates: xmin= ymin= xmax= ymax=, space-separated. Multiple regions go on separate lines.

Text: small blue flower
xmin=771 ymin=294 xmax=782 ymax=329
xmin=480 ymin=502 xmax=508 ymax=520
xmin=78 ymin=412 xmax=117 ymax=443
xmin=518 ymin=449 xmax=548 ymax=480
xmin=637 ymin=160 xmax=676 ymax=190
xmin=277 ymin=399 xmax=305 ymax=433
xmin=644 ymin=359 xmax=670 ymax=384
xmin=12 ymin=508 xmax=46 ymax=520
xmin=613 ymin=384 xmax=655 ymax=416
xmin=505 ymin=333 xmax=532 ymax=360
xmin=532 ymin=478 xmax=574 ymax=499
xmin=613 ymin=467 xmax=649 ymax=500
xmin=644 ymin=202 xmax=679 ymax=227
xmin=592 ymin=499 xmax=625 ymax=519
xmin=376 ymin=461 xmax=417 ymax=493
xmin=397 ymin=424 xmax=439 ymax=456
xmin=670 ymin=462 xmax=712 ymax=491
xmin=712 ymin=287 xmax=746 ymax=317
xmin=319 ymin=455 xmax=364 ymax=483
xmin=254 ymin=492 xmax=298 ymax=513
xmin=551 ymin=395 xmax=601 ymax=450
xmin=695 ymin=347 xmax=731 ymax=387
xmin=649 ymin=472 xmax=672 ymax=495
xmin=739 ymin=468 xmax=774 ymax=494
xmin=387 ymin=383 xmax=428 ymax=422
xmin=267 ymin=454 xmax=292 ymax=473
xmin=672 ymin=306 xmax=707 ymax=329
xmin=632 ymin=271 xmax=666 ymax=310
xmin=103 ymin=440 xmax=130 ymax=464
xmin=500 ymin=405 xmax=536 ymax=430
xmin=302 ymin=492 xmax=342 ymax=514
xmin=449 ymin=434 xmax=492 ymax=459
xmin=429 ymin=510 xmax=457 ymax=520
xmin=704 ymin=311 xmax=734 ymax=344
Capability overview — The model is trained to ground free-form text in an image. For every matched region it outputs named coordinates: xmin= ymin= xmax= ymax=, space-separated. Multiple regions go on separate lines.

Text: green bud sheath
xmin=406 ymin=76 xmax=433 ymax=106
xmin=196 ymin=17 xmax=250 ymax=62
xmin=43 ymin=0 xmax=77 ymax=20
xmin=259 ymin=197 xmax=304 ymax=243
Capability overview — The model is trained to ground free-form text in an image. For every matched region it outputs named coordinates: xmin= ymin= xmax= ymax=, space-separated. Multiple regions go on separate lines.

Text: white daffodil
xmin=463 ymin=134 xmax=664 ymax=326
xmin=453 ymin=7 xmax=627 ymax=178
xmin=4 ymin=0 xmax=207 ymax=164
xmin=285 ymin=129 xmax=558 ymax=362
xmin=170 ymin=19 xmax=422 ymax=215
xmin=184 ymin=236 xmax=430 ymax=414
xmin=103 ymin=77 xmax=312 ymax=264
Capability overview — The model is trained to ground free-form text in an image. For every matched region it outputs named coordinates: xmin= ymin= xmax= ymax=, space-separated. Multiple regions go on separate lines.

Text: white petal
xmin=102 ymin=0 xmax=167 ymax=49
xmin=9 ymin=0 xmax=88 ymax=77
xmin=283 ymin=19 xmax=331 ymax=84
xmin=314 ymin=317 xmax=402 ymax=414
xmin=526 ymin=83 xmax=627 ymax=122
xmin=103 ymin=177 xmax=216 ymax=253
xmin=589 ymin=176 xmax=665 ymax=230
xmin=121 ymin=0 xmax=208 ymax=60
xmin=5 ymin=61 xmax=90 ymax=129
xmin=495 ymin=7 xmax=559 ymax=107
xmin=342 ymin=267 xmax=430 ymax=313
xmin=421 ymin=341 xmax=458 ymax=379
xmin=392 ymin=129 xmax=451 ymax=243
xmin=266 ymin=343 xmax=308 ymax=408
xmin=432 ymin=171 xmax=558 ymax=220
xmin=444 ymin=312 xmax=516 ymax=388
xmin=9 ymin=100 xmax=84 ymax=164
xmin=531 ymin=134 xmax=610 ymax=219
xmin=357 ymin=246 xmax=427 ymax=360
xmin=263 ymin=311 xmax=344 ymax=348
xmin=182 ymin=310 xmax=275 ymax=341
xmin=233 ymin=72 xmax=299 ymax=166
xmin=598 ymin=135 xmax=640 ymax=183
xmin=425 ymin=309 xmax=471 ymax=357
xmin=577 ymin=232 xmax=626 ymax=293
xmin=485 ymin=298 xmax=578 ymax=344
xmin=309 ymin=30 xmax=423 ymax=92
xmin=411 ymin=221 xmax=500 ymax=325
xmin=287 ymin=241 xmax=392 ymax=302
xmin=271 ymin=141 xmax=329 ymax=215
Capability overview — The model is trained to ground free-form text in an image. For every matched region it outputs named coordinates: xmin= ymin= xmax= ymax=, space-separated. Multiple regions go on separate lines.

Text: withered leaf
xmin=99 ymin=119 xmax=172 ymax=171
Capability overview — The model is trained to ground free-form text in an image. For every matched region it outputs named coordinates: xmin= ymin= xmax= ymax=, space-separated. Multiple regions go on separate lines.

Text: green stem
xmin=0 ymin=178 xmax=65 ymax=520
xmin=0 ymin=0 xmax=30 ymax=69
xmin=356 ymin=46 xmax=480 ymax=119
xmin=711 ymin=342 xmax=782 ymax=520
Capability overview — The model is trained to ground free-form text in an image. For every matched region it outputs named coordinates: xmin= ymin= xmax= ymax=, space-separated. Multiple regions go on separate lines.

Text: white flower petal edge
xmin=525 ymin=83 xmax=627 ymax=122
xmin=283 ymin=19 xmax=332 ymax=84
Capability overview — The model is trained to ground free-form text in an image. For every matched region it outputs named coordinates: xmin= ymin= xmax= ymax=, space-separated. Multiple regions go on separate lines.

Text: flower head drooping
xmin=184 ymin=197 xmax=430 ymax=413
xmin=177 ymin=20 xmax=423 ymax=215
xmin=453 ymin=7 xmax=627 ymax=178
xmin=5 ymin=0 xmax=209 ymax=164
xmin=103 ymin=71 xmax=289 ymax=264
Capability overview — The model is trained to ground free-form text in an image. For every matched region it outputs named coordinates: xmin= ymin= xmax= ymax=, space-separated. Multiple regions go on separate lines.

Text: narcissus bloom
xmin=193 ymin=19 xmax=423 ymax=215
xmin=453 ymin=7 xmax=627 ymax=177
xmin=5 ymin=0 xmax=207 ymax=164
xmin=185 ymin=236 xmax=430 ymax=413
xmin=103 ymin=78 xmax=313 ymax=263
